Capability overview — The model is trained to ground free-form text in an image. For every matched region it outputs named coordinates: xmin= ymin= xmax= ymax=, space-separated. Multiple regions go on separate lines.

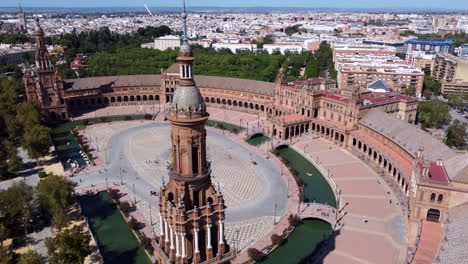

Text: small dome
xmin=180 ymin=42 xmax=191 ymax=53
xmin=35 ymin=18 xmax=43 ymax=34
xmin=172 ymin=85 xmax=204 ymax=111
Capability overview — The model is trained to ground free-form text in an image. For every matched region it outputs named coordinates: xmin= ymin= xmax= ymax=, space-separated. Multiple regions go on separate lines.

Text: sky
xmin=1 ymin=0 xmax=468 ymax=9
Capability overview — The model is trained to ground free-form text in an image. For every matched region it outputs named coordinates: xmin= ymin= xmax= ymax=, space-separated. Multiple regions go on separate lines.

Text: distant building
xmin=459 ymin=44 xmax=468 ymax=60
xmin=433 ymin=53 xmax=468 ymax=95
xmin=367 ymin=79 xmax=392 ymax=93
xmin=263 ymin=42 xmax=304 ymax=54
xmin=70 ymin=55 xmax=87 ymax=70
xmin=0 ymin=44 xmax=35 ymax=64
xmin=18 ymin=6 xmax=27 ymax=33
xmin=212 ymin=43 xmax=255 ymax=53
xmin=141 ymin=35 xmax=181 ymax=51
xmin=333 ymin=44 xmax=396 ymax=61
xmin=404 ymin=38 xmax=455 ymax=54
xmin=405 ymin=50 xmax=435 ymax=71
xmin=333 ymin=44 xmax=424 ymax=97
xmin=362 ymin=40 xmax=405 ymax=53
xmin=433 ymin=53 xmax=468 ymax=83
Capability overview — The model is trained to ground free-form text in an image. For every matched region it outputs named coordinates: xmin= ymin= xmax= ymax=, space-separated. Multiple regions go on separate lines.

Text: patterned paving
xmin=84 ymin=121 xmax=273 ymax=251
xmin=126 ymin=126 xmax=265 ymax=208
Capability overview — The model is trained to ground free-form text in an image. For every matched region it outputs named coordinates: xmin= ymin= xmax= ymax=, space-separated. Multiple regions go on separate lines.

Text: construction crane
xmin=144 ymin=4 xmax=153 ymax=16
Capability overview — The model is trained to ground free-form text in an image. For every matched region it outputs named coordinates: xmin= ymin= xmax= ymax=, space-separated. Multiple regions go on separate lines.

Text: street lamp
xmin=133 ymin=183 xmax=137 ymax=204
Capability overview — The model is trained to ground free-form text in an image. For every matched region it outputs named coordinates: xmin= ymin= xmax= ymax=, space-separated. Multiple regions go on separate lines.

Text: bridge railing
xmin=303 ymin=202 xmax=337 ymax=211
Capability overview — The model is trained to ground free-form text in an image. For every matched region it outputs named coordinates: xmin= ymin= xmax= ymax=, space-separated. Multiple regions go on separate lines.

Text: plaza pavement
xmin=69 ymin=106 xmax=409 ymax=263
xmin=72 ymin=119 xmax=288 ymax=253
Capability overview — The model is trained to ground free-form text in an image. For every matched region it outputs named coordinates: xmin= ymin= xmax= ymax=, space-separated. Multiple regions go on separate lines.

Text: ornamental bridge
xmin=298 ymin=202 xmax=340 ymax=227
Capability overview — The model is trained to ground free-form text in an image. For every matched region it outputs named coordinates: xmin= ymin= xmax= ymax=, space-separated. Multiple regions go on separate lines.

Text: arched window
xmin=438 ymin=194 xmax=443 ymax=203
xmin=430 ymin=193 xmax=436 ymax=201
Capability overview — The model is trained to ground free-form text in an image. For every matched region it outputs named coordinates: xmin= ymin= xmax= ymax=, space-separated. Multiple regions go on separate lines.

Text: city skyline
xmin=1 ymin=0 xmax=468 ymax=10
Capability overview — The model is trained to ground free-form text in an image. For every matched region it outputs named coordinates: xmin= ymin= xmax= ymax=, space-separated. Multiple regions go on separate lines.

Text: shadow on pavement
xmin=299 ymin=227 xmax=341 ymax=264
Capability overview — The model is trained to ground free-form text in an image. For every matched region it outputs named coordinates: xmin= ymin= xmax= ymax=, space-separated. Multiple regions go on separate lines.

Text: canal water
xmin=246 ymin=134 xmax=270 ymax=146
xmin=260 ymin=146 xmax=336 ymax=264
xmin=79 ymin=192 xmax=151 ymax=264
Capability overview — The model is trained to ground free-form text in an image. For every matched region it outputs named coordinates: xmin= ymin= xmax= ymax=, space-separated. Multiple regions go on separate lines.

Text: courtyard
xmin=67 ymin=106 xmax=408 ymax=263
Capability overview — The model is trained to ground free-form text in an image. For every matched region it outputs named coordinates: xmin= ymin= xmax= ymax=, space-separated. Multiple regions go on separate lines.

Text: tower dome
xmin=172 ymin=84 xmax=204 ymax=111
xmin=34 ymin=18 xmax=43 ymax=35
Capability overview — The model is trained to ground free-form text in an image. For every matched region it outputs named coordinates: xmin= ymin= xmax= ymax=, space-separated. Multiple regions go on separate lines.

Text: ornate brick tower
xmin=155 ymin=2 xmax=234 ymax=264
xmin=24 ymin=18 xmax=68 ymax=122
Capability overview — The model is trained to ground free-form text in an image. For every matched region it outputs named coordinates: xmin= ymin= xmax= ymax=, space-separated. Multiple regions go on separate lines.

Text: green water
xmin=206 ymin=120 xmax=244 ymax=134
xmin=261 ymin=219 xmax=332 ymax=264
xmin=246 ymin=134 xmax=270 ymax=146
xmin=260 ymin=146 xmax=336 ymax=263
xmin=275 ymin=146 xmax=336 ymax=207
xmin=79 ymin=192 xmax=151 ymax=264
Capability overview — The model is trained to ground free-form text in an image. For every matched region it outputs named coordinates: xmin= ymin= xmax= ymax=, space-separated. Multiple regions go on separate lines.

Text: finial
xmin=181 ymin=0 xmax=188 ymax=44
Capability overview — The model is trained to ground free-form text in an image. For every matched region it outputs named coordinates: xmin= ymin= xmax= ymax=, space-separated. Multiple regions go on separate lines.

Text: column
xmin=182 ymin=233 xmax=186 ymax=258
xmin=176 ymin=232 xmax=180 ymax=257
xmin=170 ymin=227 xmax=174 ymax=250
xmin=219 ymin=220 xmax=224 ymax=244
xmin=207 ymin=224 xmax=212 ymax=249
xmin=194 ymin=228 xmax=200 ymax=253
xmin=160 ymin=216 xmax=164 ymax=237
xmin=165 ymin=221 xmax=169 ymax=242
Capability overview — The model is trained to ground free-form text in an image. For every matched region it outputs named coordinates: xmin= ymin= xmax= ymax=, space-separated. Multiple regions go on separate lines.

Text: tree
xmin=405 ymin=86 xmax=416 ymax=97
xmin=445 ymin=120 xmax=467 ymax=149
xmin=18 ymin=250 xmax=45 ymax=264
xmin=447 ymin=95 xmax=465 ymax=110
xmin=0 ymin=246 xmax=10 ymax=264
xmin=46 ymin=225 xmax=91 ymax=264
xmin=22 ymin=124 xmax=51 ymax=161
xmin=304 ymin=59 xmax=320 ymax=79
xmin=247 ymin=248 xmax=266 ymax=261
xmin=271 ymin=234 xmax=283 ymax=245
xmin=0 ymin=182 xmax=34 ymax=237
xmin=36 ymin=175 xmax=75 ymax=229
xmin=418 ymin=100 xmax=451 ymax=129
xmin=288 ymin=214 xmax=301 ymax=226
xmin=422 ymin=76 xmax=441 ymax=97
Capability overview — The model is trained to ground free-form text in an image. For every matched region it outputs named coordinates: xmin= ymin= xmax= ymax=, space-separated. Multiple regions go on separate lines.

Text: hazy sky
xmin=2 ymin=0 xmax=468 ymax=9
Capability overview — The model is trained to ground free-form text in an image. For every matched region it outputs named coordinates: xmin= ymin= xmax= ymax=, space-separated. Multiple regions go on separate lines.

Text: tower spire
xmin=181 ymin=0 xmax=188 ymax=44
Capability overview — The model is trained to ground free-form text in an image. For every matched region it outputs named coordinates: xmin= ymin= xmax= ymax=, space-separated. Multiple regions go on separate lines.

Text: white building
xmin=263 ymin=42 xmax=305 ymax=55
xmin=141 ymin=35 xmax=181 ymax=51
xmin=212 ymin=43 xmax=255 ymax=53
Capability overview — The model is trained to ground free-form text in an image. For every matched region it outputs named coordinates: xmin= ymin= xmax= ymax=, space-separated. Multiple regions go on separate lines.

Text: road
xmin=450 ymin=109 xmax=468 ymax=125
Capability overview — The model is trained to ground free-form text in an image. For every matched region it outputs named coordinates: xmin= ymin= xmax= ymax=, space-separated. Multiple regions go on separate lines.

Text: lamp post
xmin=273 ymin=203 xmax=277 ymax=225
xmin=133 ymin=183 xmax=137 ymax=204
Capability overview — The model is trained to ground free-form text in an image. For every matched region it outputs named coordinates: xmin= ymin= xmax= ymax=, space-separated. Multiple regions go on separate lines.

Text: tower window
xmin=192 ymin=146 xmax=199 ymax=174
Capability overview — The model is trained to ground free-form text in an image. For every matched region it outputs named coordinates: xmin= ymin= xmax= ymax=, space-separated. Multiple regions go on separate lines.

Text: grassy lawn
xmin=206 ymin=120 xmax=244 ymax=134
xmin=78 ymin=192 xmax=151 ymax=264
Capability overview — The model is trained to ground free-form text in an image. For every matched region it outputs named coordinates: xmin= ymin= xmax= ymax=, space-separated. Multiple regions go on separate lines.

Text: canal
xmin=246 ymin=134 xmax=270 ymax=146
xmin=260 ymin=146 xmax=336 ymax=264
xmin=79 ymin=192 xmax=152 ymax=264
